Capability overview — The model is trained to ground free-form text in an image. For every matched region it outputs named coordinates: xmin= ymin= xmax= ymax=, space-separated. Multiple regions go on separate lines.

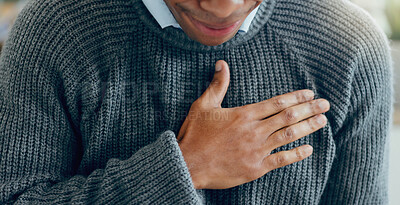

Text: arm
xmin=0 ymin=58 xmax=201 ymax=203
xmin=319 ymin=29 xmax=392 ymax=204
xmin=0 ymin=4 xmax=200 ymax=205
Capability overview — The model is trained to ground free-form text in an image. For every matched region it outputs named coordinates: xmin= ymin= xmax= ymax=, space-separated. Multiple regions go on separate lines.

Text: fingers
xmin=242 ymin=90 xmax=315 ymax=120
xmin=196 ymin=60 xmax=230 ymax=108
xmin=262 ymin=145 xmax=313 ymax=172
xmin=265 ymin=114 xmax=327 ymax=152
xmin=260 ymin=99 xmax=330 ymax=134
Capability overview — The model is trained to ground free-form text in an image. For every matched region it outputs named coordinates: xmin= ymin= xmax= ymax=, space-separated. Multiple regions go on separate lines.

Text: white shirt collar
xmin=142 ymin=0 xmax=259 ymax=33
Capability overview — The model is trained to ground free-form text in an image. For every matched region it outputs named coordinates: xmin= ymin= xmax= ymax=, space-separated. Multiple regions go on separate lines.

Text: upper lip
xmin=187 ymin=14 xmax=240 ymax=30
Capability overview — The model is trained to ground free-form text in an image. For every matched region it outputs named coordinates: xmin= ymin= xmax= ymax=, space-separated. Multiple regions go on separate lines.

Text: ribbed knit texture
xmin=0 ymin=0 xmax=393 ymax=204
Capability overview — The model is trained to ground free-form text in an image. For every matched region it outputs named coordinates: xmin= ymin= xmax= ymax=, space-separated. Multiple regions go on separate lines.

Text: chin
xmin=180 ymin=22 xmax=241 ymax=46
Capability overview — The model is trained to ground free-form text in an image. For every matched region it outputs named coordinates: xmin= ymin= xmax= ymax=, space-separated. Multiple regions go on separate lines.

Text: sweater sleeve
xmin=318 ymin=29 xmax=393 ymax=204
xmin=0 ymin=59 xmax=202 ymax=203
xmin=0 ymin=2 xmax=201 ymax=205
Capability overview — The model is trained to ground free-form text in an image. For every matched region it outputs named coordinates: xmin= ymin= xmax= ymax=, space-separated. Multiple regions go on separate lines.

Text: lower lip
xmin=187 ymin=15 xmax=241 ymax=38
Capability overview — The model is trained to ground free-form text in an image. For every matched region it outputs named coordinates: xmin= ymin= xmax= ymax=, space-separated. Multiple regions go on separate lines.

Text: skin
xmin=178 ymin=61 xmax=330 ymax=189
xmin=164 ymin=0 xmax=263 ymax=46
xmin=164 ymin=0 xmax=330 ymax=189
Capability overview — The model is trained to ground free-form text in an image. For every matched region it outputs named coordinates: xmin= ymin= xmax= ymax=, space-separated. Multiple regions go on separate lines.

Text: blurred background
xmin=0 ymin=0 xmax=399 ymax=203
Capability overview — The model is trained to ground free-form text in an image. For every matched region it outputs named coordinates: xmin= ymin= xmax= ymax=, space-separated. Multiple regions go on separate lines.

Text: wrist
xmin=179 ymin=143 xmax=208 ymax=189
xmin=191 ymin=172 xmax=207 ymax=189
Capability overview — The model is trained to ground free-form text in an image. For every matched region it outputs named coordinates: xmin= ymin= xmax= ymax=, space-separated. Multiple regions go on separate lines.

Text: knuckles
xmin=282 ymin=108 xmax=298 ymax=123
xmin=280 ymin=127 xmax=296 ymax=142
xmin=307 ymin=117 xmax=318 ymax=130
xmin=272 ymin=96 xmax=286 ymax=110
xmin=210 ymin=78 xmax=222 ymax=87
xmin=275 ymin=154 xmax=288 ymax=166
xmin=295 ymin=147 xmax=306 ymax=159
xmin=295 ymin=90 xmax=308 ymax=103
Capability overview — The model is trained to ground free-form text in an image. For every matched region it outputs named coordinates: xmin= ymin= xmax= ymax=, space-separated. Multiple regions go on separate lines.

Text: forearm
xmin=0 ymin=131 xmax=201 ymax=204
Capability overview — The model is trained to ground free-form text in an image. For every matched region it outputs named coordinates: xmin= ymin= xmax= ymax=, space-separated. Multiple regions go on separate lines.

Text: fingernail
xmin=316 ymin=114 xmax=327 ymax=125
xmin=304 ymin=146 xmax=313 ymax=155
xmin=305 ymin=90 xmax=314 ymax=101
xmin=215 ymin=63 xmax=222 ymax=72
xmin=318 ymin=100 xmax=329 ymax=110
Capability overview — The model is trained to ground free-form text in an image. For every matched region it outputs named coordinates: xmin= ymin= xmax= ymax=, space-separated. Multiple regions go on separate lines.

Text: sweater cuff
xmin=119 ymin=130 xmax=202 ymax=204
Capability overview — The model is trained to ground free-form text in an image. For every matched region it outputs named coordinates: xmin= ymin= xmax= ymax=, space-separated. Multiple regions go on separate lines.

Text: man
xmin=0 ymin=0 xmax=392 ymax=204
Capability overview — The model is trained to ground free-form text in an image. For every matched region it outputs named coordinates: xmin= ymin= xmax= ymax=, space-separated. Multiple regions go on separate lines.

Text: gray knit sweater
xmin=0 ymin=0 xmax=393 ymax=204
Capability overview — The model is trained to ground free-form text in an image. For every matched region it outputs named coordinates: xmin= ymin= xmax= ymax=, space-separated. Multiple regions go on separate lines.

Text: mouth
xmin=186 ymin=14 xmax=242 ymax=38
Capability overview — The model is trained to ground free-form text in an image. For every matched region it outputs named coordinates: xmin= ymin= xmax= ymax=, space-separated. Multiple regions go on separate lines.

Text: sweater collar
xmin=141 ymin=0 xmax=259 ymax=34
xmin=135 ymin=0 xmax=276 ymax=51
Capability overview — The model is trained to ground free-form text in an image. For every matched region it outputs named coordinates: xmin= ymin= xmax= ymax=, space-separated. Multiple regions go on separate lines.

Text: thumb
xmin=198 ymin=60 xmax=230 ymax=108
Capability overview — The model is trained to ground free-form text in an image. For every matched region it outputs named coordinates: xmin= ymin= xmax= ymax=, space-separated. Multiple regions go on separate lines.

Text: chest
xmin=79 ymin=33 xmax=336 ymax=204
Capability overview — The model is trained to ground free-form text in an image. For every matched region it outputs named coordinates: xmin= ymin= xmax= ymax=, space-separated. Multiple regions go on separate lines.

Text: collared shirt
xmin=142 ymin=0 xmax=259 ymax=34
